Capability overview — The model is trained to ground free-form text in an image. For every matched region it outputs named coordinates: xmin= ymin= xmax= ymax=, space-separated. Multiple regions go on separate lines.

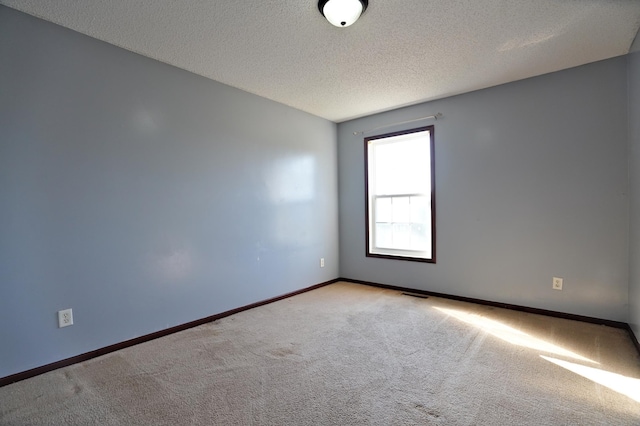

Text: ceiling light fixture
xmin=318 ymin=0 xmax=368 ymax=28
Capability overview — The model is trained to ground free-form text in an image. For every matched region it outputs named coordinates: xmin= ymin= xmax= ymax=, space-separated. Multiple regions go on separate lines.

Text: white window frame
xmin=365 ymin=126 xmax=435 ymax=263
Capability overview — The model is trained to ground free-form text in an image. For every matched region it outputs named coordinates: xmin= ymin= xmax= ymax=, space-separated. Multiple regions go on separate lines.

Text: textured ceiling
xmin=2 ymin=1 xmax=640 ymax=122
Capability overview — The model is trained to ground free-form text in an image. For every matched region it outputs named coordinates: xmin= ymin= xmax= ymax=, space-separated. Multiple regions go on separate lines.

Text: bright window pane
xmin=375 ymin=197 xmax=392 ymax=223
xmin=410 ymin=223 xmax=429 ymax=252
xmin=391 ymin=196 xmax=410 ymax=223
xmin=375 ymin=223 xmax=393 ymax=248
xmin=373 ymin=133 xmax=430 ymax=195
xmin=392 ymin=223 xmax=411 ymax=249
xmin=410 ymin=195 xmax=428 ymax=224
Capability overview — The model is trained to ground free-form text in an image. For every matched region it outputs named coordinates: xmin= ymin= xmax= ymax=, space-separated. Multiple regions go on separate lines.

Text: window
xmin=365 ymin=126 xmax=435 ymax=262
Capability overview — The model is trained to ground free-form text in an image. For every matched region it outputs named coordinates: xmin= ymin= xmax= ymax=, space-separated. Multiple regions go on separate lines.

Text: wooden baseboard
xmin=0 ymin=278 xmax=339 ymax=388
xmin=626 ymin=324 xmax=640 ymax=357
xmin=340 ymin=277 xmax=630 ymax=330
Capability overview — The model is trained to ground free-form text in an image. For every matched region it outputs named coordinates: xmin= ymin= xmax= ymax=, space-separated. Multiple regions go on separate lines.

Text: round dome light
xmin=318 ymin=0 xmax=368 ymax=28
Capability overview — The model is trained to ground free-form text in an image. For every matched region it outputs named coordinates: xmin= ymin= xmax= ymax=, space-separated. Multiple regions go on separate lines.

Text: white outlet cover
xmin=552 ymin=277 xmax=563 ymax=290
xmin=58 ymin=308 xmax=74 ymax=328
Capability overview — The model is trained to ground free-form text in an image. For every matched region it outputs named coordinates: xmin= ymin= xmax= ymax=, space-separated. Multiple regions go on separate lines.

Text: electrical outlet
xmin=552 ymin=277 xmax=563 ymax=291
xmin=58 ymin=308 xmax=73 ymax=328
xmin=320 ymin=258 xmax=325 ymax=268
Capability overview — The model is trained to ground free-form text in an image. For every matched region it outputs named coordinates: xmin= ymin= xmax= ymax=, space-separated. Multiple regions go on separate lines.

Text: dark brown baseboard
xmin=341 ymin=277 xmax=630 ymax=329
xmin=0 ymin=278 xmax=339 ymax=388
xmin=626 ymin=324 xmax=640 ymax=357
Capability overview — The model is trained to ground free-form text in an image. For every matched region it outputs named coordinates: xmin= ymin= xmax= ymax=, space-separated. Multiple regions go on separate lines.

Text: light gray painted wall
xmin=0 ymin=6 xmax=338 ymax=379
xmin=338 ymin=57 xmax=629 ymax=321
xmin=629 ymin=50 xmax=640 ymax=339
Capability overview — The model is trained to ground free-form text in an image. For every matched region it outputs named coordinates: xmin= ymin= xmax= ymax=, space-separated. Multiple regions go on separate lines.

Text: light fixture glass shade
xmin=320 ymin=0 xmax=367 ymax=27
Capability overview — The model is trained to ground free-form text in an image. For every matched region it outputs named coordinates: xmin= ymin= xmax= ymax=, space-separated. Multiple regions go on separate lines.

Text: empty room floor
xmin=1 ymin=282 xmax=639 ymax=425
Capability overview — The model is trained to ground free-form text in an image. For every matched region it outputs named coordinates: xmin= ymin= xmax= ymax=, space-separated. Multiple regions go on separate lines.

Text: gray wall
xmin=0 ymin=6 xmax=338 ymax=379
xmin=629 ymin=39 xmax=640 ymax=340
xmin=338 ymin=57 xmax=630 ymax=322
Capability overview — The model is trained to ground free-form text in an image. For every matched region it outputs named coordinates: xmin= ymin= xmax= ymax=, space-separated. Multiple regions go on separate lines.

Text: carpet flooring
xmin=1 ymin=281 xmax=640 ymax=425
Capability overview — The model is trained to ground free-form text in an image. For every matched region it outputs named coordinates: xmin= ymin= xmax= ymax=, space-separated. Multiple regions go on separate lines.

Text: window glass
xmin=365 ymin=126 xmax=435 ymax=262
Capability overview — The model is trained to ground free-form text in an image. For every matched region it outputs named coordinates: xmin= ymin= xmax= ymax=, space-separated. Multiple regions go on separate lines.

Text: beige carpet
xmin=1 ymin=282 xmax=640 ymax=425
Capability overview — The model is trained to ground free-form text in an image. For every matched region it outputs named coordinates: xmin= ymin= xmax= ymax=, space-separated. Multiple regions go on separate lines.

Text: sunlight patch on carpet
xmin=434 ymin=307 xmax=597 ymax=364
xmin=541 ymin=355 xmax=640 ymax=403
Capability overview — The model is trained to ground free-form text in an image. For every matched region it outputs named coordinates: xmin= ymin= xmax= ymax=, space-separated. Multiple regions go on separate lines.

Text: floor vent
xmin=402 ymin=292 xmax=429 ymax=299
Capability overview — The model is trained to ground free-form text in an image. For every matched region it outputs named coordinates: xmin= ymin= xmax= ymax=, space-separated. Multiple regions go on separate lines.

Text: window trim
xmin=364 ymin=125 xmax=436 ymax=263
